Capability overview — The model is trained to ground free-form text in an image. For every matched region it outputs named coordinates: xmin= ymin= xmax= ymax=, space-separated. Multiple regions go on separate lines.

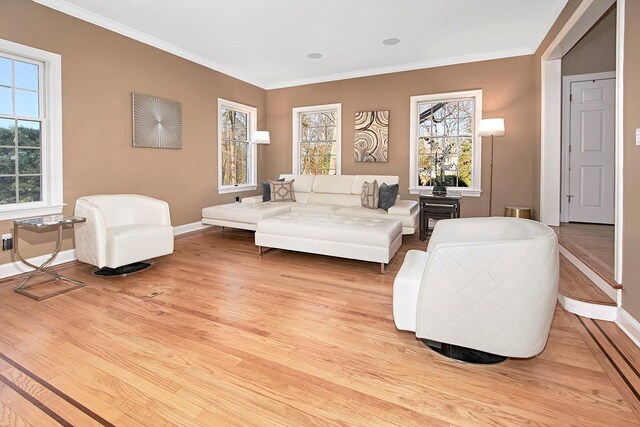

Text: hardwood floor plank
xmin=0 ymin=227 xmax=637 ymax=426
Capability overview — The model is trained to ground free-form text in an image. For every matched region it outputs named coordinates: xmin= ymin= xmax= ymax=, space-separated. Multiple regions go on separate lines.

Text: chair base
xmin=92 ymin=261 xmax=152 ymax=277
xmin=421 ymin=339 xmax=508 ymax=365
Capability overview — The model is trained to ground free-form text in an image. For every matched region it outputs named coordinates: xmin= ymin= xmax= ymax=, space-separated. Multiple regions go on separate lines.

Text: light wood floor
xmin=553 ymin=223 xmax=617 ymax=288
xmin=0 ymin=228 xmax=639 ymax=426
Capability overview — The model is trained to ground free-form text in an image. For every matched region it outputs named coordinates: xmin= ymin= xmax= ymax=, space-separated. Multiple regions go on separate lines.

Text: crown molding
xmin=32 ymin=0 xmax=268 ymax=89
xmin=264 ymin=47 xmax=533 ymax=90
xmin=35 ymin=0 xmax=536 ymax=91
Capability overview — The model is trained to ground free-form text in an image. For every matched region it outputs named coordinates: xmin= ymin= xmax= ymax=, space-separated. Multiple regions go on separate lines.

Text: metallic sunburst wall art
xmin=132 ymin=93 xmax=182 ymax=149
xmin=354 ymin=110 xmax=389 ymax=162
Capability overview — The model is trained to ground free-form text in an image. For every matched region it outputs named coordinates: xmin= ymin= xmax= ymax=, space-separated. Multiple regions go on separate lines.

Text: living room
xmin=1 ymin=0 xmax=640 ymax=425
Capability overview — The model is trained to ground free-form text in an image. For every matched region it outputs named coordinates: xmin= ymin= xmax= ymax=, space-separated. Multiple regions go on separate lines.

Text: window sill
xmin=0 ymin=204 xmax=65 ymax=221
xmin=409 ymin=188 xmax=482 ymax=197
xmin=218 ymin=185 xmax=258 ymax=195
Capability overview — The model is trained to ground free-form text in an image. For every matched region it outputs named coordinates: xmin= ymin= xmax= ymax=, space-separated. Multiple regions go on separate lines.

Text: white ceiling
xmin=35 ymin=0 xmax=568 ymax=89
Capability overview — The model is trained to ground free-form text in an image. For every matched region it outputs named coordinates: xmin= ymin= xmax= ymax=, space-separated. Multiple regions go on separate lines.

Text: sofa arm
xmin=388 ymin=200 xmax=418 ymax=215
xmin=242 ymin=195 xmax=264 ymax=204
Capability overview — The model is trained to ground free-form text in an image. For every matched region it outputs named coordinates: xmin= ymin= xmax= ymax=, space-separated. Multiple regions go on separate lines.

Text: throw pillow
xmin=378 ymin=183 xmax=399 ymax=211
xmin=270 ymin=180 xmax=296 ymax=202
xmin=261 ymin=178 xmax=284 ymax=202
xmin=361 ymin=180 xmax=379 ymax=209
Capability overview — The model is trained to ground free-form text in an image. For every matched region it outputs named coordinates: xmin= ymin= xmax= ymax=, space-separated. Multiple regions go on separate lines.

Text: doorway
xmin=561 ymin=72 xmax=616 ymax=225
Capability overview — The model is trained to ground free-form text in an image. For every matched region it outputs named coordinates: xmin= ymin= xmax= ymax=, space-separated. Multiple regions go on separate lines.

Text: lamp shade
xmin=251 ymin=130 xmax=270 ymax=144
xmin=478 ymin=118 xmax=505 ymax=137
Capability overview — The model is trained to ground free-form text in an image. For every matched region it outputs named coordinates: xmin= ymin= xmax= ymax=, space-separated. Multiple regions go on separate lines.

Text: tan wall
xmin=532 ymin=0 xmax=583 ymax=219
xmin=622 ymin=1 xmax=640 ymax=320
xmin=265 ymin=56 xmax=534 ymax=218
xmin=0 ymin=0 xmax=266 ymax=264
xmin=562 ymin=6 xmax=616 ymax=76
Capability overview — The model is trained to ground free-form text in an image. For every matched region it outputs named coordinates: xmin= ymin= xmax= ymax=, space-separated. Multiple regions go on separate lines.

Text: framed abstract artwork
xmin=132 ymin=93 xmax=182 ymax=149
xmin=354 ymin=110 xmax=388 ymax=162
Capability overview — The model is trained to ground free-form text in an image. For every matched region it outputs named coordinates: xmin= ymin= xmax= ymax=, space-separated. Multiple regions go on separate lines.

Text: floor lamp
xmin=478 ymin=118 xmax=505 ymax=217
xmin=251 ymin=131 xmax=270 ymax=182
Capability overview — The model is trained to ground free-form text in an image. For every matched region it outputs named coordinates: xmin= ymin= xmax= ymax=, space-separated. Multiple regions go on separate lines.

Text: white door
xmin=568 ymin=78 xmax=615 ymax=224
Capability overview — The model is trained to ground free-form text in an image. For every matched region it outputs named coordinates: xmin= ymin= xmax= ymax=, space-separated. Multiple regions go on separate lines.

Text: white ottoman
xmin=255 ymin=212 xmax=403 ymax=273
xmin=202 ymin=202 xmax=293 ymax=231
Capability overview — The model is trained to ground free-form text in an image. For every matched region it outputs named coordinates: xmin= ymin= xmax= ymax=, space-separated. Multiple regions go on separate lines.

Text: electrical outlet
xmin=2 ymin=233 xmax=12 ymax=251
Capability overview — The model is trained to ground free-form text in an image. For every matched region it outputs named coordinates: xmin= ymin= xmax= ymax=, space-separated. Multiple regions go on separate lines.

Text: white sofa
xmin=202 ymin=174 xmax=418 ymax=235
xmin=74 ymin=194 xmax=174 ymax=269
xmin=393 ymin=217 xmax=559 ymax=358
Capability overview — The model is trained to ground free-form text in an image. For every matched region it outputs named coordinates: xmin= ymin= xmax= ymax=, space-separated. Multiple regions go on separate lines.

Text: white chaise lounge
xmin=202 ymin=174 xmax=418 ymax=235
xmin=393 ymin=217 xmax=559 ymax=359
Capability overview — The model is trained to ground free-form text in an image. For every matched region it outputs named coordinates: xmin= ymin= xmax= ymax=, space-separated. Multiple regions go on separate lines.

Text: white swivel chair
xmin=74 ymin=194 xmax=174 ymax=275
xmin=393 ymin=217 xmax=559 ymax=363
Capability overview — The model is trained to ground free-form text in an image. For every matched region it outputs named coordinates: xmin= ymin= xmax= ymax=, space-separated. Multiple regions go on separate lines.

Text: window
xmin=409 ymin=90 xmax=482 ymax=196
xmin=0 ymin=38 xmax=62 ymax=220
xmin=292 ymin=103 xmax=341 ymax=175
xmin=217 ymin=98 xmax=257 ymax=194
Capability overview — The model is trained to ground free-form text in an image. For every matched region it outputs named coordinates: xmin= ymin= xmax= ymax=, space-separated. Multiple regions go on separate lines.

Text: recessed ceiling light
xmin=307 ymin=53 xmax=322 ymax=59
xmin=382 ymin=38 xmax=400 ymax=46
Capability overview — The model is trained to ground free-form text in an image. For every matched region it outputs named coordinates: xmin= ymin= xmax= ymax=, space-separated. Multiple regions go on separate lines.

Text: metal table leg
xmin=13 ymin=223 xmax=85 ymax=301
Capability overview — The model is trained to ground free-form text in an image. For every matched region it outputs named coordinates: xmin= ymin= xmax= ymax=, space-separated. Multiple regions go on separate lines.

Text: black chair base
xmin=92 ymin=261 xmax=152 ymax=277
xmin=421 ymin=339 xmax=508 ymax=365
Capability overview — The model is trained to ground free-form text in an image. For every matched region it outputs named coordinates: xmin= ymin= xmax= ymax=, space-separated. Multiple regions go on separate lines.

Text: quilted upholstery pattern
xmin=406 ymin=218 xmax=559 ymax=358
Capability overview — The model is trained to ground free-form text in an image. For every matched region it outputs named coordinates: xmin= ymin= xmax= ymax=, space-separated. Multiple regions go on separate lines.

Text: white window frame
xmin=0 ymin=38 xmax=63 ymax=220
xmin=292 ymin=103 xmax=342 ymax=175
xmin=217 ymin=98 xmax=257 ymax=194
xmin=409 ymin=89 xmax=482 ymax=197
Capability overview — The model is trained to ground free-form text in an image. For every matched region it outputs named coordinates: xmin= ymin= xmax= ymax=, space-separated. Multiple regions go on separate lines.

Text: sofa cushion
xmin=351 ymin=175 xmax=399 ymax=194
xmin=335 ymin=206 xmax=416 ymax=228
xmin=361 ymin=180 xmax=379 ymax=209
xmin=279 ymin=174 xmax=315 ymax=193
xmin=270 ymin=180 xmax=296 ymax=202
xmin=290 ymin=203 xmax=342 ymax=214
xmin=308 ymin=192 xmax=361 ymax=206
xmin=202 ymin=203 xmax=292 ymax=224
xmin=312 ymin=175 xmax=354 ymax=194
xmin=378 ymin=183 xmax=399 ymax=211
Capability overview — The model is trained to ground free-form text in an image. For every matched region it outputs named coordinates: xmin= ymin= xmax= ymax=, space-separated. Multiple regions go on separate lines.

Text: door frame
xmin=561 ymin=71 xmax=616 ymax=223
xmin=540 ymin=0 xmax=624 ymax=284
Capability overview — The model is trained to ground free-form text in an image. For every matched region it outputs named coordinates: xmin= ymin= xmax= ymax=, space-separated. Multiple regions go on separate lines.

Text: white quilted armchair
xmin=74 ymin=194 xmax=174 ymax=269
xmin=393 ymin=217 xmax=559 ymax=359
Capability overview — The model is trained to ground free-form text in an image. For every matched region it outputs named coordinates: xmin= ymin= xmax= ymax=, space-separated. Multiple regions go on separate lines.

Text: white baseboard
xmin=0 ymin=222 xmax=210 ymax=280
xmin=558 ymin=294 xmax=618 ymax=321
xmin=173 ymin=221 xmax=211 ymax=235
xmin=616 ymin=307 xmax=640 ymax=348
xmin=0 ymin=249 xmax=77 ymax=279
xmin=559 ymin=245 xmax=619 ymax=303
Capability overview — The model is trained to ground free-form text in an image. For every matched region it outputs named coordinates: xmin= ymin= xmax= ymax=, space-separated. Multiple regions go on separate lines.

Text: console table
xmin=13 ymin=215 xmax=86 ymax=301
xmin=419 ymin=194 xmax=461 ymax=241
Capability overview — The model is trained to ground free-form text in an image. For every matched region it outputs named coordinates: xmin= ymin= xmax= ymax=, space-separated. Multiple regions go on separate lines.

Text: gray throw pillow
xmin=270 ymin=180 xmax=296 ymax=202
xmin=378 ymin=183 xmax=399 ymax=211
xmin=262 ymin=178 xmax=284 ymax=202
xmin=361 ymin=180 xmax=379 ymax=209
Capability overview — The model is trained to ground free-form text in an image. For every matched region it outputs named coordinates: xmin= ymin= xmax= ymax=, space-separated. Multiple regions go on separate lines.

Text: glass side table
xmin=13 ymin=215 xmax=86 ymax=301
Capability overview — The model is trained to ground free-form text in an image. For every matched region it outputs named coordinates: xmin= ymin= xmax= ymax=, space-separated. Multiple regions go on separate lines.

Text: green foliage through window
xmin=299 ymin=111 xmax=337 ymax=175
xmin=417 ymin=99 xmax=473 ymax=188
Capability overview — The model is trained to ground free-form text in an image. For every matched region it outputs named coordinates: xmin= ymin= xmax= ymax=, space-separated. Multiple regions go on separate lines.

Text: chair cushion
xmin=105 ymin=224 xmax=174 ymax=268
